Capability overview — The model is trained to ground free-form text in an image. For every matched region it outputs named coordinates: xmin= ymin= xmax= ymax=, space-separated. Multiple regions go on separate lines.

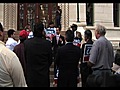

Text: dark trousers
xmin=56 ymin=16 xmax=61 ymax=28
xmin=80 ymin=63 xmax=92 ymax=87
xmin=87 ymin=69 xmax=113 ymax=87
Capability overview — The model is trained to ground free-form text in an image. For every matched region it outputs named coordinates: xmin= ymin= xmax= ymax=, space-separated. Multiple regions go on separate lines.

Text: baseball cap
xmin=19 ymin=30 xmax=28 ymax=39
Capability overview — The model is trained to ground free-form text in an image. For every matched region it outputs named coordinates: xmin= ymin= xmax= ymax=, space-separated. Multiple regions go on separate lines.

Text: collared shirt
xmin=5 ymin=38 xmax=18 ymax=51
xmin=56 ymin=34 xmax=60 ymax=44
xmin=65 ymin=42 xmax=73 ymax=45
xmin=89 ymin=36 xmax=114 ymax=70
xmin=0 ymin=41 xmax=27 ymax=87
xmin=74 ymin=31 xmax=77 ymax=37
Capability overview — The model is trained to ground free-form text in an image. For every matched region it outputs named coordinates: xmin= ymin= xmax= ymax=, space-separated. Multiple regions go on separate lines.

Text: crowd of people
xmin=0 ymin=18 xmax=120 ymax=87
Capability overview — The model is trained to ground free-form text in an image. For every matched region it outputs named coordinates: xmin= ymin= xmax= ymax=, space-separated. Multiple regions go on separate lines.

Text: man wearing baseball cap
xmin=13 ymin=30 xmax=28 ymax=80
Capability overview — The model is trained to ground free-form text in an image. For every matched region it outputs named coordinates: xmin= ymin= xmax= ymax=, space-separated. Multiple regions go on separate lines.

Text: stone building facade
xmin=0 ymin=3 xmax=120 ymax=47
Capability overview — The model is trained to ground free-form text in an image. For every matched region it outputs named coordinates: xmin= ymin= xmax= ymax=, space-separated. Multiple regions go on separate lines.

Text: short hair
xmin=33 ymin=22 xmax=44 ymax=37
xmin=71 ymin=24 xmax=78 ymax=29
xmin=95 ymin=24 xmax=106 ymax=36
xmin=0 ymin=22 xmax=3 ymax=32
xmin=7 ymin=29 xmax=15 ymax=37
xmin=84 ymin=29 xmax=92 ymax=40
xmin=65 ymin=30 xmax=74 ymax=42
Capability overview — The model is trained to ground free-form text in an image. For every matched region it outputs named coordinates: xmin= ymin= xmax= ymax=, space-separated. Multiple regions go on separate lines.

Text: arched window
xmin=86 ymin=3 xmax=94 ymax=26
xmin=17 ymin=3 xmax=58 ymax=30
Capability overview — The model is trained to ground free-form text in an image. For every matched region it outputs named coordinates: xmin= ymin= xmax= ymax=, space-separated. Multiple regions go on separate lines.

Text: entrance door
xmin=17 ymin=3 xmax=58 ymax=30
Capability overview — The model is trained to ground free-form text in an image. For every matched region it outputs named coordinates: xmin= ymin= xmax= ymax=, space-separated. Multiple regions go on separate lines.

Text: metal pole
xmin=77 ymin=3 xmax=80 ymax=22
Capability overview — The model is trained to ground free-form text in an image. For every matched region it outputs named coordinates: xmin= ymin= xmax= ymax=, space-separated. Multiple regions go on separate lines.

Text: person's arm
xmin=9 ymin=55 xmax=27 ymax=87
xmin=12 ymin=40 xmax=18 ymax=48
xmin=86 ymin=42 xmax=98 ymax=68
xmin=87 ymin=61 xmax=94 ymax=67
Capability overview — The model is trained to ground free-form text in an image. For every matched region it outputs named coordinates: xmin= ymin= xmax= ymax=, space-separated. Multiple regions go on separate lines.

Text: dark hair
xmin=84 ymin=29 xmax=92 ymax=40
xmin=56 ymin=26 xmax=61 ymax=31
xmin=33 ymin=22 xmax=44 ymax=37
xmin=71 ymin=24 xmax=78 ymax=29
xmin=65 ymin=30 xmax=74 ymax=42
xmin=7 ymin=29 xmax=15 ymax=37
xmin=0 ymin=23 xmax=3 ymax=32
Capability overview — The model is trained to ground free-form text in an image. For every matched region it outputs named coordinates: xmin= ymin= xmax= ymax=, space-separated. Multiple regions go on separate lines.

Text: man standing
xmin=13 ymin=30 xmax=28 ymax=80
xmin=0 ymin=23 xmax=27 ymax=87
xmin=71 ymin=24 xmax=78 ymax=38
xmin=87 ymin=24 xmax=114 ymax=87
xmin=5 ymin=29 xmax=18 ymax=51
xmin=52 ymin=27 xmax=65 ymax=86
xmin=24 ymin=22 xmax=53 ymax=87
xmin=52 ymin=27 xmax=65 ymax=59
xmin=80 ymin=29 xmax=93 ymax=87
xmin=55 ymin=6 xmax=62 ymax=29
xmin=45 ymin=21 xmax=56 ymax=43
xmin=56 ymin=30 xmax=81 ymax=87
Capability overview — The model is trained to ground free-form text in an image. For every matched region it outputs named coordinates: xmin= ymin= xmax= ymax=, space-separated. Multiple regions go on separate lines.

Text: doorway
xmin=17 ymin=3 xmax=58 ymax=30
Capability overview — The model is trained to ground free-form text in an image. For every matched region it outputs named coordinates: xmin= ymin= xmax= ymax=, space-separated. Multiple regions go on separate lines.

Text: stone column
xmin=0 ymin=3 xmax=4 ymax=26
xmin=67 ymin=3 xmax=86 ymax=27
xmin=58 ymin=3 xmax=87 ymax=31
xmin=58 ymin=3 xmax=69 ymax=31
xmin=3 ymin=3 xmax=17 ymax=31
xmin=79 ymin=3 xmax=86 ymax=26
xmin=119 ymin=4 xmax=120 ymax=27
xmin=94 ymin=3 xmax=114 ymax=27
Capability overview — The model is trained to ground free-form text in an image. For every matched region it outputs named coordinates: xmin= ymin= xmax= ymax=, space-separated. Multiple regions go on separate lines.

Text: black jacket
xmin=56 ymin=43 xmax=81 ymax=87
xmin=24 ymin=37 xmax=53 ymax=87
xmin=52 ymin=35 xmax=65 ymax=55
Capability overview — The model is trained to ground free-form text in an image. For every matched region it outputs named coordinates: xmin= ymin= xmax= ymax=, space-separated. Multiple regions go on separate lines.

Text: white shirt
xmin=0 ymin=41 xmax=27 ymax=87
xmin=74 ymin=31 xmax=77 ymax=37
xmin=5 ymin=38 xmax=18 ymax=51
xmin=56 ymin=34 xmax=60 ymax=44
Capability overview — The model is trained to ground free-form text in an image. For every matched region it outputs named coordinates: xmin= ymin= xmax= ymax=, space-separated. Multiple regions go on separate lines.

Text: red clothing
xmin=13 ymin=43 xmax=27 ymax=80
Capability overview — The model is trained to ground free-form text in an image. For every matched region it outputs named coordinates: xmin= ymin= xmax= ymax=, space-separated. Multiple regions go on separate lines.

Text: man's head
xmin=0 ymin=22 xmax=4 ymax=41
xmin=57 ymin=6 xmax=60 ymax=9
xmin=56 ymin=27 xmax=61 ymax=35
xmin=7 ymin=29 xmax=16 ymax=39
xmin=84 ymin=29 xmax=92 ymax=41
xmin=71 ymin=24 xmax=78 ymax=32
xmin=65 ymin=30 xmax=74 ymax=42
xmin=33 ymin=22 xmax=45 ymax=38
xmin=95 ymin=24 xmax=106 ymax=39
xmin=48 ymin=21 xmax=55 ymax=28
